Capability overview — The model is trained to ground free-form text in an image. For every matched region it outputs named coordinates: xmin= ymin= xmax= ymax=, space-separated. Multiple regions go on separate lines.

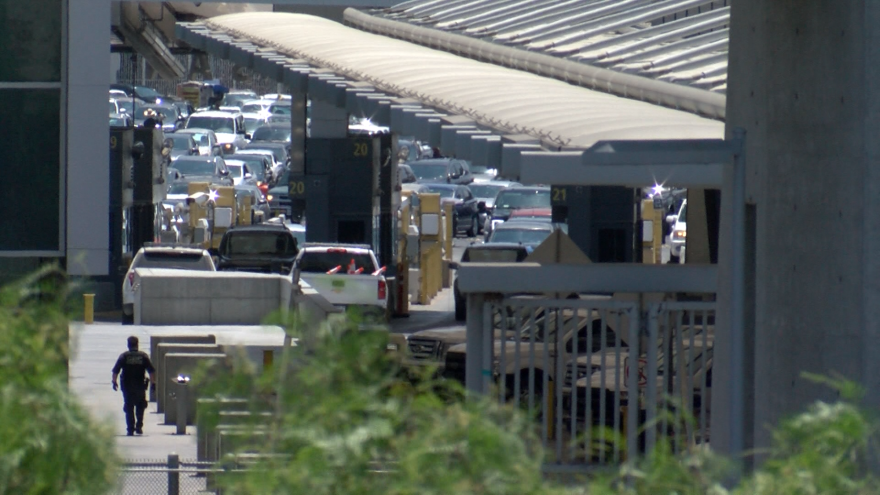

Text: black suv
xmin=216 ymin=224 xmax=299 ymax=274
xmin=407 ymin=158 xmax=473 ymax=185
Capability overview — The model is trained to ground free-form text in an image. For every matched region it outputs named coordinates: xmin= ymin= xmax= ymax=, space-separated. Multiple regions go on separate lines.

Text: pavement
xmin=68 ymin=323 xmax=287 ymax=461
xmin=70 ymin=283 xmax=459 ymax=464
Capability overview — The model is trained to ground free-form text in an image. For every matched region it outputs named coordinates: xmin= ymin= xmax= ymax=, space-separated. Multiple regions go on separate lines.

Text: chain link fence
xmin=115 ymin=53 xmax=280 ymax=98
xmin=116 ymin=456 xmax=213 ymax=495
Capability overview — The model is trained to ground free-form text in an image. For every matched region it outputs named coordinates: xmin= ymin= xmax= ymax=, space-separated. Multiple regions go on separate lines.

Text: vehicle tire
xmin=122 ymin=312 xmax=134 ymax=325
xmin=466 ymin=216 xmax=478 ymax=238
xmin=669 ymin=254 xmax=680 ymax=264
xmin=455 ymin=295 xmax=466 ymax=321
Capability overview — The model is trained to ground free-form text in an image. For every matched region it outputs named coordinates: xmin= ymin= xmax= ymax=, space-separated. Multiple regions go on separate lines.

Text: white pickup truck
xmin=291 ymin=243 xmax=388 ymax=321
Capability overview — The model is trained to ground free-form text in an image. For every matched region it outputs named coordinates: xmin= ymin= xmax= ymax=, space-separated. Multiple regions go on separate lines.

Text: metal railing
xmin=477 ymin=296 xmax=714 ymax=472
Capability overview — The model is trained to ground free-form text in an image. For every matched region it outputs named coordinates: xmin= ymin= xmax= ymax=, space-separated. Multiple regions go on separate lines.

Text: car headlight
xmin=673 ymin=230 xmax=686 ymax=240
xmin=222 ymin=143 xmax=235 ymax=153
xmin=267 ymin=194 xmax=274 ymax=201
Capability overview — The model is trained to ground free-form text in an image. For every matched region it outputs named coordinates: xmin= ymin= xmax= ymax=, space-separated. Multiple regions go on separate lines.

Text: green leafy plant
xmin=196 ymin=311 xmax=564 ymax=495
xmin=0 ymin=266 xmax=118 ymax=495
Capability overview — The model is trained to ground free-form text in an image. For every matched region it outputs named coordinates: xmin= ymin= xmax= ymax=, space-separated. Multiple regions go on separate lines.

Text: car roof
xmin=501 ymin=186 xmax=551 ymax=192
xmin=173 ymin=155 xmax=217 ymax=163
xmin=465 ymin=242 xmax=528 ymax=251
xmin=419 ymin=183 xmax=458 ymax=190
xmin=495 ymin=220 xmax=553 ymax=230
xmin=226 ymin=224 xmax=292 ymax=233
xmin=240 ymin=112 xmax=266 ymax=119
xmin=138 ymin=246 xmax=208 ymax=255
xmin=189 ymin=110 xmax=239 ymax=117
xmin=174 ymin=128 xmax=215 ymax=135
xmin=256 ymin=122 xmax=291 ymax=128
xmin=510 ymin=208 xmax=552 ymax=216
xmin=406 ymin=158 xmax=455 ymax=165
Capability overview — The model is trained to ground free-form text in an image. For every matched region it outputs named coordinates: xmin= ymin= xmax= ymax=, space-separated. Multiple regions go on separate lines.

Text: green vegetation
xmin=0 ymin=266 xmax=118 ymax=495
xmin=2 ymin=268 xmax=879 ymax=494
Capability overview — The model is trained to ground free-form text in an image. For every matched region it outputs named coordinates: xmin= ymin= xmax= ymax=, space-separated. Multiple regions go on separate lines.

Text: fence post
xmin=176 ymin=380 xmax=189 ymax=435
xmin=167 ymin=453 xmax=180 ymax=495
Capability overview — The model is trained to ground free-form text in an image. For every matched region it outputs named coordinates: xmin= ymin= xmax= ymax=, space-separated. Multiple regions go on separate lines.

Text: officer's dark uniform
xmin=112 ymin=348 xmax=155 ymax=435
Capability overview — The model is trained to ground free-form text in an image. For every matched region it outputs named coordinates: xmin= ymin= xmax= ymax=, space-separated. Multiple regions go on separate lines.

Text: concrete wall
xmin=156 ymin=343 xmax=223 ymax=413
xmin=718 ymin=0 xmax=880 ymax=457
xmin=134 ymin=269 xmax=293 ymax=325
xmin=163 ymin=352 xmax=227 ymax=425
xmin=149 ymin=335 xmax=217 ymax=401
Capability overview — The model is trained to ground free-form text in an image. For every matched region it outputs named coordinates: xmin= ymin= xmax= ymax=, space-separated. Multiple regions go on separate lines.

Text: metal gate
xmin=479 ymin=296 xmax=715 ymax=471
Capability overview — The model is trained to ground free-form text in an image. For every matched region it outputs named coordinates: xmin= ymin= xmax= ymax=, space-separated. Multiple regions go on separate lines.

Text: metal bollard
xmin=167 ymin=453 xmax=180 ymax=495
xmin=176 ymin=375 xmax=191 ymax=435
xmin=83 ymin=294 xmax=95 ymax=324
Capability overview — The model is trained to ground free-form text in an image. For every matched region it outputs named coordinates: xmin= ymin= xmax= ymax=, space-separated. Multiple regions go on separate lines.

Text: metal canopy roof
xmin=197 ymin=13 xmax=722 ymax=149
xmin=370 ymin=0 xmax=729 ymax=95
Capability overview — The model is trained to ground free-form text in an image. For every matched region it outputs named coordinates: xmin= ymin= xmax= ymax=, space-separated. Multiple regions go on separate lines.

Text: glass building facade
xmin=0 ymin=0 xmax=63 ymax=258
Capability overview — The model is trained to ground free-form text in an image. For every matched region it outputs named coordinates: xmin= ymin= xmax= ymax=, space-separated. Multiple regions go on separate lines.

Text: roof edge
xmin=343 ymin=7 xmax=726 ymax=122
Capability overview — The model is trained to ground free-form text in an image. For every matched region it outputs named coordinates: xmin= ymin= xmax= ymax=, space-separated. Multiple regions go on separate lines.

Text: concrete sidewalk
xmin=69 ymin=322 xmax=286 ymax=461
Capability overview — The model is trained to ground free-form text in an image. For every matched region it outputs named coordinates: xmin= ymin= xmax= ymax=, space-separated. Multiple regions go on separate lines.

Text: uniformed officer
xmin=111 ymin=336 xmax=157 ymax=436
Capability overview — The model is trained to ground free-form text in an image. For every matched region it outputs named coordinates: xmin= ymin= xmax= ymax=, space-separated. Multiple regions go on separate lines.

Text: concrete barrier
xmin=163 ymin=352 xmax=227 ymax=425
xmin=134 ymin=269 xmax=293 ymax=325
xmin=148 ymin=334 xmax=217 ymax=401
xmin=156 ymin=343 xmax=224 ymax=413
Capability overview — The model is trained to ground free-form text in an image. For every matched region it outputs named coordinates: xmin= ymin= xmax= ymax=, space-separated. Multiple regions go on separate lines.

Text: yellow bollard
xmin=263 ymin=350 xmax=274 ymax=371
xmin=83 ymin=294 xmax=95 ymax=324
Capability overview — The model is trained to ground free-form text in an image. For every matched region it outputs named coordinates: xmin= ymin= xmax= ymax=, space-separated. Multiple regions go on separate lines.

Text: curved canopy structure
xmin=202 ymin=12 xmax=722 ymax=148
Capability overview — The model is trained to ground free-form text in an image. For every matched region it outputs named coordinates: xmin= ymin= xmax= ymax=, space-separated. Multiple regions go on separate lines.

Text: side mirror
xmin=245 ymin=133 xmax=252 ymax=140
xmin=449 ymin=261 xmax=460 ymax=270
xmin=665 ymin=214 xmax=677 ymax=224
xmin=220 ymin=169 xmax=230 ymax=176
xmin=191 ymin=147 xmax=199 ymax=155
xmin=244 ymin=173 xmax=253 ymax=179
xmin=477 ymin=201 xmax=486 ymax=212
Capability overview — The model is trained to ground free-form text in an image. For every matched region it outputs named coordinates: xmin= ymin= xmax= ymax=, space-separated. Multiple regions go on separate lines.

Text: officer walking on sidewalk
xmin=112 ymin=336 xmax=157 ymax=436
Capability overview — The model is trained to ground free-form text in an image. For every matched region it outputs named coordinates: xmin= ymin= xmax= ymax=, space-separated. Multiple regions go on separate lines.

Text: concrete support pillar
xmin=289 ymin=90 xmax=307 ymax=175
xmin=309 ymin=99 xmax=347 ymax=138
xmin=464 ymin=292 xmax=487 ymax=395
xmin=718 ymin=0 xmax=880 ymax=463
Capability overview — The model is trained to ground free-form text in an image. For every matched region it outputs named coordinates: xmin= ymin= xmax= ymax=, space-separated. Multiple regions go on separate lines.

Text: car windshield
xmin=468 ymin=184 xmax=505 ymax=198
xmin=247 ymin=146 xmax=286 ymax=163
xmin=243 ymin=118 xmax=264 ymax=133
xmin=489 ymin=227 xmax=552 ymax=245
xmin=269 ymin=104 xmax=290 ymax=115
xmin=169 ymin=135 xmax=193 ymax=149
xmin=223 ymin=232 xmax=297 ymax=256
xmin=109 ymin=117 xmax=128 ymax=127
xmin=224 ymin=94 xmax=254 ymax=107
xmin=494 ymin=190 xmax=551 ymax=209
xmin=252 ymin=126 xmax=290 ymax=142
xmin=241 ymin=103 xmax=266 ymax=113
xmin=135 ymin=251 xmax=212 ymax=270
xmin=180 ymin=132 xmax=210 ymax=146
xmin=116 ymin=100 xmax=136 ymax=114
xmin=298 ymin=252 xmax=375 ymax=273
xmin=466 ymin=249 xmax=522 ymax=262
xmin=186 ymin=116 xmax=235 ymax=133
xmin=134 ymin=86 xmax=162 ymax=98
xmin=227 ymin=164 xmax=244 ymax=178
xmin=230 ymin=157 xmax=265 ymax=179
xmin=108 ymin=101 xmax=117 ymax=113
xmin=173 ymin=159 xmax=215 ymax=176
xmin=168 ymin=182 xmax=190 ymax=195
xmin=409 ymin=163 xmax=447 ymax=181
xmin=419 ymin=186 xmax=454 ymax=198
xmin=679 ymin=203 xmax=687 ymax=222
